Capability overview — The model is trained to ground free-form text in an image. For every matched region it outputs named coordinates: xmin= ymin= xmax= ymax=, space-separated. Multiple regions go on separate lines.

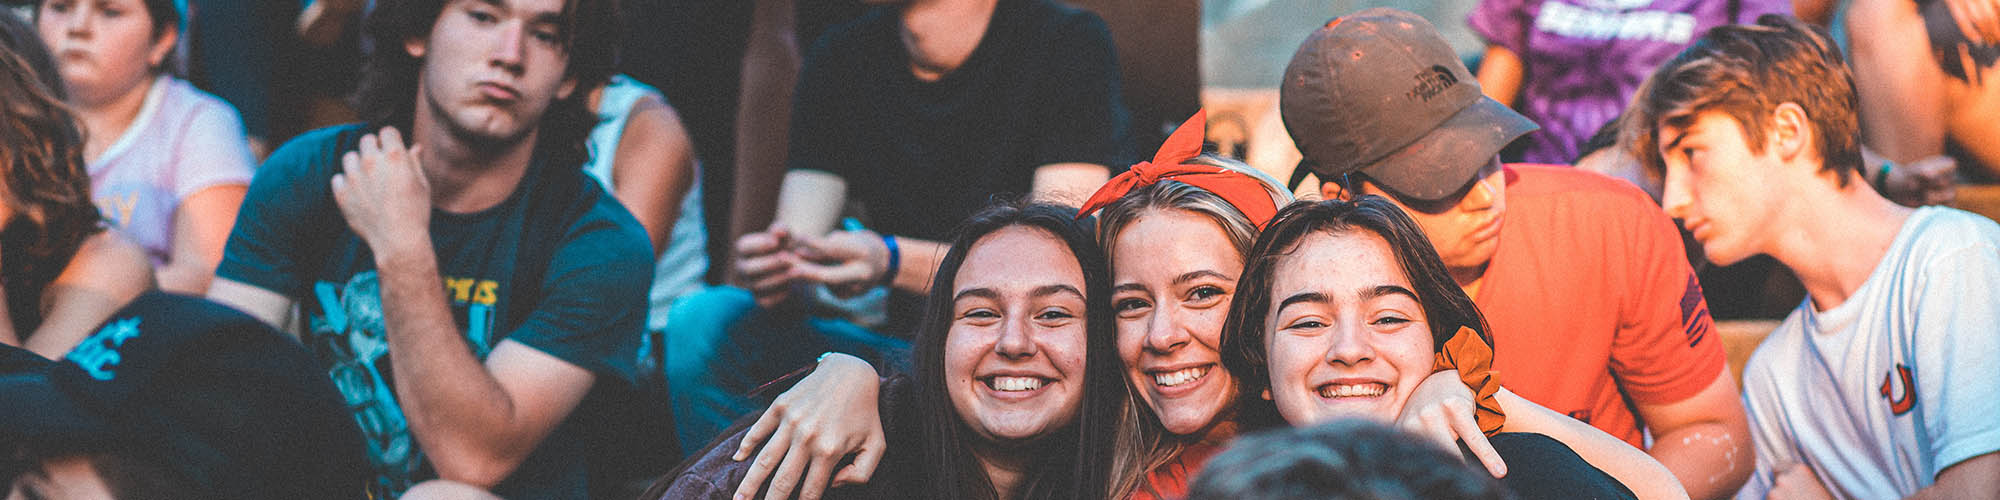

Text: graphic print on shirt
xmin=1679 ymin=274 xmax=1711 ymax=348
xmin=94 ymin=189 xmax=143 ymax=228
xmin=1878 ymin=363 xmax=1916 ymax=416
xmin=1535 ymin=2 xmax=1699 ymax=43
xmin=309 ymin=271 xmax=500 ymax=495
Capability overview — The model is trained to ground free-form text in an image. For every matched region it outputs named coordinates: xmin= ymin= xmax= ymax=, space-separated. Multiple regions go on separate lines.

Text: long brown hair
xmin=1091 ymin=153 xmax=1291 ymax=497
xmin=0 ymin=39 xmax=106 ymax=336
xmin=907 ymin=201 xmax=1125 ymax=500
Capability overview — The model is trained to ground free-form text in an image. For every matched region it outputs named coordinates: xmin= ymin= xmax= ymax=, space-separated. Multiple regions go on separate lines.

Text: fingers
xmin=734 ymin=231 xmax=801 ymax=304
xmin=796 ymin=450 xmax=839 ymax=500
xmin=378 ymin=126 xmax=406 ymax=157
xmin=737 ymin=253 xmax=795 ymax=289
xmin=330 ymin=173 xmax=350 ymax=208
xmin=760 ymin=437 xmax=813 ymax=500
xmin=789 ymin=260 xmax=873 ymax=289
xmin=735 ymin=231 xmax=787 ymax=258
xmin=1972 ymin=0 xmax=2000 ymax=44
xmin=1952 ymin=0 xmax=1984 ymax=45
xmin=733 ymin=419 xmax=794 ymax=500
xmin=358 ymin=132 xmax=382 ymax=168
xmin=736 ymin=408 xmax=786 ymax=461
xmin=1449 ymin=405 xmax=1508 ymax=478
xmin=831 ymin=437 xmax=884 ymax=487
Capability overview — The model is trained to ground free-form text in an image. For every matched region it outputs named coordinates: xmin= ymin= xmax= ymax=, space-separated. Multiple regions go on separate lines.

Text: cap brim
xmin=1359 ymin=96 xmax=1538 ymax=201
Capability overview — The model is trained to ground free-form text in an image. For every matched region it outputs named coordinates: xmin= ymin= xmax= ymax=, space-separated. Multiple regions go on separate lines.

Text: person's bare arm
xmin=1030 ymin=162 xmax=1110 ymax=206
xmin=1793 ymin=0 xmax=1838 ymax=26
xmin=1634 ymin=370 xmax=1753 ymax=500
xmin=158 ymin=184 xmax=246 ymax=294
xmin=609 ymin=94 xmax=697 ymax=255
xmin=1767 ymin=452 xmax=2000 ymax=500
xmin=207 ymin=277 xmax=294 ymax=331
xmin=1398 ymin=370 xmax=1508 ymax=478
xmin=1849 ymin=0 xmax=1950 ymax=164
xmin=732 ymin=353 xmax=887 ymax=500
xmin=332 ymin=128 xmax=597 ymax=486
xmin=729 ymin=0 xmax=803 ymax=254
xmin=1497 ymin=388 xmax=1691 ymax=500
xmin=1908 ymin=452 xmax=2000 ymax=499
xmin=1476 ymin=45 xmax=1525 ymax=109
xmin=296 ymin=0 xmax=367 ymax=47
xmin=771 ymin=161 xmax=1097 ymax=298
xmin=24 ymin=232 xmax=154 ymax=358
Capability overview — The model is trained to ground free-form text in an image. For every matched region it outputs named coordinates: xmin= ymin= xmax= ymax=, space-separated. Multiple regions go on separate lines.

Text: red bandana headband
xmin=1075 ymin=110 xmax=1280 ymax=228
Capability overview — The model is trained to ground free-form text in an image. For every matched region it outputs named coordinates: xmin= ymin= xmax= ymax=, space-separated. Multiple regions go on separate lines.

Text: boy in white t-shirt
xmin=1629 ymin=15 xmax=2000 ymax=500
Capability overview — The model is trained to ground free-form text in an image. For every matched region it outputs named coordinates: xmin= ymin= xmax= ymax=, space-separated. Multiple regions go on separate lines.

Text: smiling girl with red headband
xmin=703 ymin=112 xmax=1518 ymax=500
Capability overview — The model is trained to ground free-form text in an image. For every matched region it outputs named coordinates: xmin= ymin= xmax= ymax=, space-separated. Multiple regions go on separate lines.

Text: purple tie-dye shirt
xmin=1469 ymin=0 xmax=1790 ymax=164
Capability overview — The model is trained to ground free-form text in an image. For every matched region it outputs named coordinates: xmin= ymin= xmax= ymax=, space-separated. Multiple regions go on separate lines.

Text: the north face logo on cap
xmin=67 ymin=317 xmax=143 ymax=381
xmin=1408 ymin=65 xmax=1459 ymax=102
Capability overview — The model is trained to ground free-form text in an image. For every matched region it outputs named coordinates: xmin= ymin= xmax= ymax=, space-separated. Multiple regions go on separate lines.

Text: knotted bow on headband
xmin=1075 ymin=110 xmax=1279 ymax=228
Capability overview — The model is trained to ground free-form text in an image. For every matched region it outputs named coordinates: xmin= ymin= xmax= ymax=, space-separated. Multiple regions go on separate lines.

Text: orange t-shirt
xmin=1476 ymin=165 xmax=1725 ymax=447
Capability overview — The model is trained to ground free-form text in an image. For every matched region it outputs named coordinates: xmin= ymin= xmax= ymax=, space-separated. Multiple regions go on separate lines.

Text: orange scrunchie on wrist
xmin=1434 ymin=326 xmax=1505 ymax=436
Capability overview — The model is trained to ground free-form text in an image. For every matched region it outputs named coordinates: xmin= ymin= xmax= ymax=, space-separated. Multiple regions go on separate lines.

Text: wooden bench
xmin=1718 ymin=319 xmax=1781 ymax=383
xmin=1956 ymin=184 xmax=2000 ymax=223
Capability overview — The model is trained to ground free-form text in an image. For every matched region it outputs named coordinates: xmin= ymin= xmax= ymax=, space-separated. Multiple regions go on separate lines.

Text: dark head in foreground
xmin=1188 ymin=418 xmax=1510 ymax=500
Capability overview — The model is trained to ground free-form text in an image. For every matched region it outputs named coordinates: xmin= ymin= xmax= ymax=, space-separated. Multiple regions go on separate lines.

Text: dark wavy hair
xmin=908 ymin=201 xmax=1126 ymax=500
xmin=350 ymin=0 xmax=618 ymax=169
xmin=1218 ymin=196 xmax=1493 ymax=428
xmin=1188 ymin=418 xmax=1509 ymax=500
xmin=0 ymin=37 xmax=106 ymax=336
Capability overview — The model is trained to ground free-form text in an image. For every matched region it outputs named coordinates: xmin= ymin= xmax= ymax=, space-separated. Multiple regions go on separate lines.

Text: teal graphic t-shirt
xmin=217 ymin=124 xmax=653 ymax=499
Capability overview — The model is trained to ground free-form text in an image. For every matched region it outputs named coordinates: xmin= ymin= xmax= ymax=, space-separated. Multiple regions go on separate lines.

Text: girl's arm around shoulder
xmin=1496 ymin=388 xmax=1691 ymax=500
xmin=27 ymin=231 xmax=155 ymax=358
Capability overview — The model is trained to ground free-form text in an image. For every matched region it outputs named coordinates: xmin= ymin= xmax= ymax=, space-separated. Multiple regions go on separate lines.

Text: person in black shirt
xmin=664 ymin=0 xmax=1129 ymax=455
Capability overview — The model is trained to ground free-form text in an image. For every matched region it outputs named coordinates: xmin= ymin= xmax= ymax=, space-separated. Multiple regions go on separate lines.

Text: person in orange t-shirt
xmin=1277 ymin=8 xmax=1747 ymax=500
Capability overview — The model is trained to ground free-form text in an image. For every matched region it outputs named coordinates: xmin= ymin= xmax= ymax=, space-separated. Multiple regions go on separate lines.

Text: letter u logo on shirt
xmin=1878 ymin=364 xmax=1916 ymax=416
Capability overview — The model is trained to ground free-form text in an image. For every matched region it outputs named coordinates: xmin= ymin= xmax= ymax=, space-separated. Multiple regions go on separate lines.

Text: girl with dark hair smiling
xmin=654 ymin=201 xmax=1129 ymax=500
xmin=716 ymin=112 xmax=1526 ymax=500
xmin=1219 ymin=196 xmax=1689 ymax=500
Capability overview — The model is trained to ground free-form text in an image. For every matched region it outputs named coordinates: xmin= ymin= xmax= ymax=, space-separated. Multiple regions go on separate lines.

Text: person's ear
xmin=1770 ymin=103 xmax=1811 ymax=162
xmin=1319 ymin=177 xmax=1351 ymax=201
xmin=147 ymin=26 xmax=179 ymax=69
xmin=404 ymin=37 xmax=427 ymax=59
xmin=555 ymin=76 xmax=578 ymax=101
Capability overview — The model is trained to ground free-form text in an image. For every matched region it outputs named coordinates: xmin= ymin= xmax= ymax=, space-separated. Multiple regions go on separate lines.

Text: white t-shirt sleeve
xmin=170 ymin=94 xmax=256 ymax=201
xmin=1910 ymin=232 xmax=2000 ymax=478
xmin=1734 ymin=339 xmax=1802 ymax=500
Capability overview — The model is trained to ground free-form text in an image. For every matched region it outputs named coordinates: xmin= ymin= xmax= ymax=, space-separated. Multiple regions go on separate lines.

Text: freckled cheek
xmin=1048 ymin=327 xmax=1089 ymax=376
xmin=1266 ymin=336 xmax=1318 ymax=390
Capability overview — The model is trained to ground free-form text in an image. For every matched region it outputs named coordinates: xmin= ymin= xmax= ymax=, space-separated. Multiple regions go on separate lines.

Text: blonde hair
xmin=1091 ymin=153 xmax=1292 ymax=498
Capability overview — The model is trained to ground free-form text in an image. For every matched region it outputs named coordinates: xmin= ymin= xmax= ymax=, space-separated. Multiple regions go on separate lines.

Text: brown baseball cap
xmin=1280 ymin=8 xmax=1538 ymax=201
